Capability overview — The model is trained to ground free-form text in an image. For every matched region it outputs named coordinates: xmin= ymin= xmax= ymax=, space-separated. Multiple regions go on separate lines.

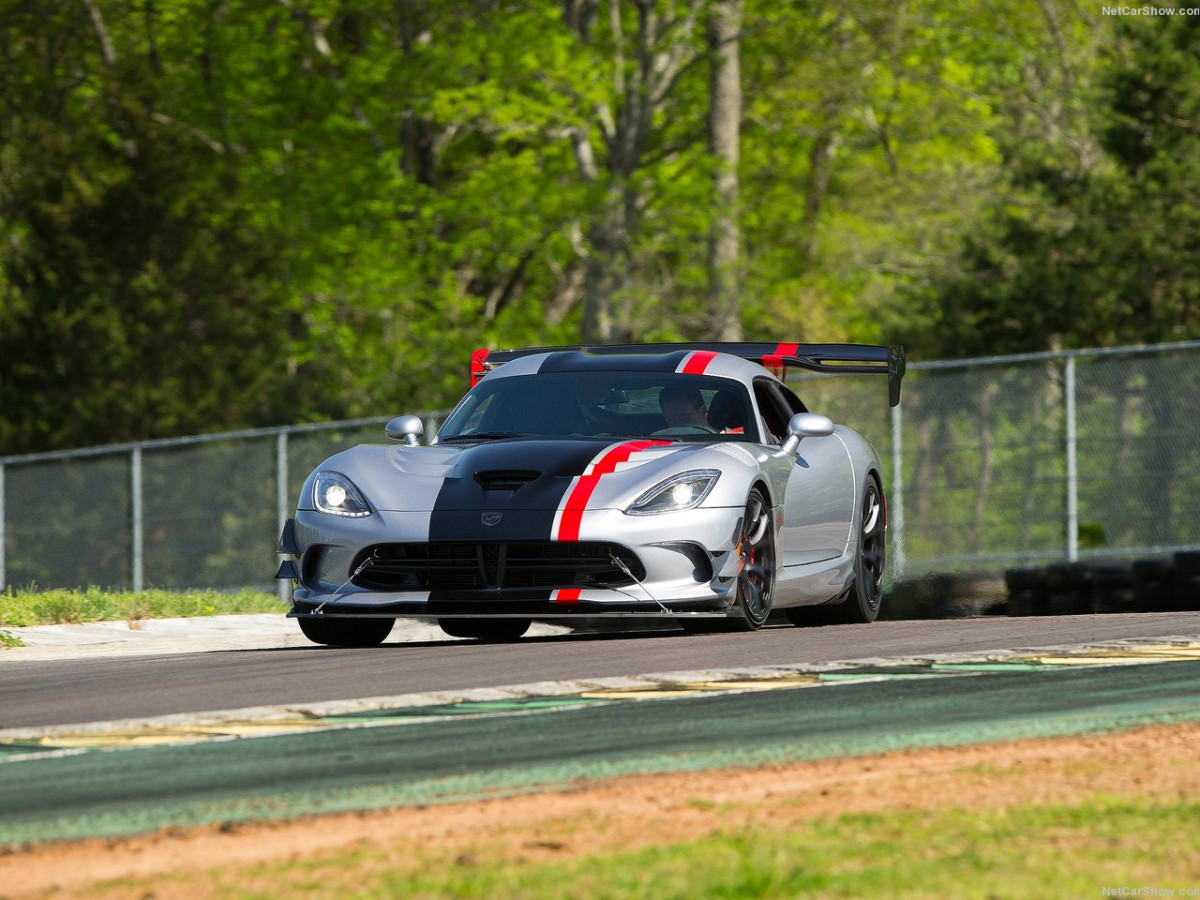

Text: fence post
xmin=0 ymin=463 xmax=5 ymax=591
xmin=890 ymin=401 xmax=906 ymax=580
xmin=1065 ymin=357 xmax=1078 ymax=563
xmin=276 ymin=431 xmax=290 ymax=604
xmin=131 ymin=447 xmax=144 ymax=591
xmin=423 ymin=416 xmax=439 ymax=444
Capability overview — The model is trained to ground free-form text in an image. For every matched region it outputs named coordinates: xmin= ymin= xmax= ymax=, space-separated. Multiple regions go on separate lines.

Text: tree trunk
xmin=567 ymin=0 xmax=700 ymax=344
xmin=707 ymin=0 xmax=742 ymax=341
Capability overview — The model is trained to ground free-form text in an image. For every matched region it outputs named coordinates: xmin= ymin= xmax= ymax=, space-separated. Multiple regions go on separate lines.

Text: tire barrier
xmin=1005 ymin=552 xmax=1200 ymax=616
xmin=881 ymin=572 xmax=1008 ymax=620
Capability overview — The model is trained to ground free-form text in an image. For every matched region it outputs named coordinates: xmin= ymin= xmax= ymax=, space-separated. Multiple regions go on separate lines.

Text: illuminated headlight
xmin=312 ymin=472 xmax=372 ymax=517
xmin=626 ymin=470 xmax=721 ymax=516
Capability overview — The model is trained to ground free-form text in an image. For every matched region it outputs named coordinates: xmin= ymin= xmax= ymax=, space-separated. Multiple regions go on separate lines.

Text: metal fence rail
xmin=2 ymin=341 xmax=1199 ymax=594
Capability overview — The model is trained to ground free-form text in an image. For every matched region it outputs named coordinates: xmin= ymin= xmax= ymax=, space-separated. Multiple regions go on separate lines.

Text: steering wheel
xmin=651 ymin=423 xmax=718 ymax=437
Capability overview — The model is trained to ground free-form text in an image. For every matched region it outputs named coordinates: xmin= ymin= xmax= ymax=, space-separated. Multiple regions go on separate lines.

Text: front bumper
xmin=280 ymin=505 xmax=748 ymax=618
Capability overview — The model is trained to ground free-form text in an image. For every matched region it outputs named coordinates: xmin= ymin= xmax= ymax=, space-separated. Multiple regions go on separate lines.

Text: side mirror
xmin=385 ymin=415 xmax=424 ymax=446
xmin=780 ymin=413 xmax=834 ymax=455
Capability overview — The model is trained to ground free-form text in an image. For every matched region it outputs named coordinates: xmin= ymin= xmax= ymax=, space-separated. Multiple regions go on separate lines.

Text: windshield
xmin=437 ymin=372 xmax=760 ymax=443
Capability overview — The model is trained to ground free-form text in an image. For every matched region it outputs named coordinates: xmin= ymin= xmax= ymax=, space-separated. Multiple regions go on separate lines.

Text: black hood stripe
xmin=428 ymin=439 xmax=633 ymax=542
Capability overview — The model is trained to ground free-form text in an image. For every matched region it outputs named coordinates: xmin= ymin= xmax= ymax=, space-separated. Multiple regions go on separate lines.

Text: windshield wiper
xmin=440 ymin=431 xmax=530 ymax=443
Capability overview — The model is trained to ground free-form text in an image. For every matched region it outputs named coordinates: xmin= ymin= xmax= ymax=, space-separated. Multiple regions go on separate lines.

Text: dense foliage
xmin=2 ymin=2 xmax=1197 ymax=455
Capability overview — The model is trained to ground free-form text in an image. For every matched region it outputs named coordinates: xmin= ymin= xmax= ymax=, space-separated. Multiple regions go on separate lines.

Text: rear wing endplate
xmin=470 ymin=343 xmax=906 ymax=407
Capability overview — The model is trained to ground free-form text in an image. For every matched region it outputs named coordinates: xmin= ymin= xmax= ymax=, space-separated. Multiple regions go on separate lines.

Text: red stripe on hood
xmin=555 ymin=440 xmax=669 ymax=542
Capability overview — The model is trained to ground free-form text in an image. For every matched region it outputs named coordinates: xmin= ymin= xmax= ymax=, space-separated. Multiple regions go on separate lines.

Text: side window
xmin=753 ymin=380 xmax=792 ymax=444
xmin=779 ymin=384 xmax=808 ymax=415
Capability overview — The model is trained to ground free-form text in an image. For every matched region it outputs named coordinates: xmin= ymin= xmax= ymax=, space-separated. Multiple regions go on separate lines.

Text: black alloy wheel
xmin=437 ymin=617 xmax=532 ymax=642
xmin=678 ymin=487 xmax=776 ymax=634
xmin=730 ymin=487 xmax=777 ymax=630
xmin=840 ymin=477 xmax=886 ymax=623
xmin=298 ymin=616 xmax=394 ymax=647
xmin=787 ymin=476 xmax=886 ymax=626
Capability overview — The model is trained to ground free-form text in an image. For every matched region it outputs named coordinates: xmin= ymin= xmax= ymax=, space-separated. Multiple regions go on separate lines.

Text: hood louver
xmin=473 ymin=469 xmax=541 ymax=491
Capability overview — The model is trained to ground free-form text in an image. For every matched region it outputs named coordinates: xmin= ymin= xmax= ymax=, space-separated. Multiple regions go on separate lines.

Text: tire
xmin=716 ymin=487 xmax=776 ymax=631
xmin=1174 ymin=552 xmax=1200 ymax=611
xmin=1004 ymin=567 xmax=1045 ymax=594
xmin=1007 ymin=589 xmax=1039 ymax=617
xmin=437 ymin=618 xmax=531 ymax=642
xmin=1046 ymin=563 xmax=1093 ymax=615
xmin=1132 ymin=558 xmax=1174 ymax=582
xmin=1090 ymin=564 xmax=1133 ymax=614
xmin=837 ymin=477 xmax=887 ymax=622
xmin=1132 ymin=557 xmax=1173 ymax=612
xmin=786 ymin=477 xmax=886 ymax=627
xmin=1004 ymin=567 xmax=1047 ymax=617
xmin=298 ymin=616 xmax=393 ymax=647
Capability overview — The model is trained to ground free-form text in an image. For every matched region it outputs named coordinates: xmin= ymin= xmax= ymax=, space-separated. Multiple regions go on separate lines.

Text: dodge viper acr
xmin=276 ymin=342 xmax=905 ymax=646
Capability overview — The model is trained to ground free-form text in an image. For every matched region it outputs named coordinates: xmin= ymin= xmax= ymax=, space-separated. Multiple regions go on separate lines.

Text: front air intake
xmin=351 ymin=542 xmax=645 ymax=592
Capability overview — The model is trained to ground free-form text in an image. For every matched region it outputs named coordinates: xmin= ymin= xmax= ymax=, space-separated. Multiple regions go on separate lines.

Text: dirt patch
xmin=1 ymin=721 xmax=1196 ymax=898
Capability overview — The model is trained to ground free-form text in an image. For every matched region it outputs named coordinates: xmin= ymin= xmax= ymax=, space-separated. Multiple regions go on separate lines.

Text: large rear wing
xmin=470 ymin=342 xmax=906 ymax=407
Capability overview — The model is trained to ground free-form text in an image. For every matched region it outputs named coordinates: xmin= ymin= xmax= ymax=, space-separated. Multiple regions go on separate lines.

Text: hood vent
xmin=474 ymin=469 xmax=540 ymax=491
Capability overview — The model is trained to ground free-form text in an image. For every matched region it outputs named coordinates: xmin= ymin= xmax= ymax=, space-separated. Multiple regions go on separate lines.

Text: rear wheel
xmin=831 ymin=476 xmax=886 ymax=623
xmin=298 ymin=616 xmax=394 ymax=647
xmin=437 ymin=618 xmax=531 ymax=642
xmin=788 ymin=476 xmax=885 ymax=626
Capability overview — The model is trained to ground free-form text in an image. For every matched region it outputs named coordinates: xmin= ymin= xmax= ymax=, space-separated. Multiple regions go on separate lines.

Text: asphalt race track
xmin=3 ymin=611 xmax=1200 ymax=730
xmin=2 ymin=611 xmax=1200 ymax=845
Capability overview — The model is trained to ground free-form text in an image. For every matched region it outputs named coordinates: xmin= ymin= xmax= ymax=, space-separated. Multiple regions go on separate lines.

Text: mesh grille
xmin=350 ymin=542 xmax=645 ymax=592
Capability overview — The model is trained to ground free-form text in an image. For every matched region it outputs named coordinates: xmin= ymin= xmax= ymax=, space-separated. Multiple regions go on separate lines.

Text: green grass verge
xmin=0 ymin=587 xmax=283 ymax=628
xmin=104 ymin=796 xmax=1200 ymax=899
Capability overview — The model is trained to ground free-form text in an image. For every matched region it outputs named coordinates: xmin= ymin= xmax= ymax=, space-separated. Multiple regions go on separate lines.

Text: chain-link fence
xmin=797 ymin=341 xmax=1200 ymax=578
xmin=0 ymin=416 xmax=446 ymax=600
xmin=2 ymin=342 xmax=1198 ymax=594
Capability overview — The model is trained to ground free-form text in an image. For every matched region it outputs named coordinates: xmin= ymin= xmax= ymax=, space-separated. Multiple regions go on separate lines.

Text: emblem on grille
xmin=481 ymin=512 xmax=503 ymax=526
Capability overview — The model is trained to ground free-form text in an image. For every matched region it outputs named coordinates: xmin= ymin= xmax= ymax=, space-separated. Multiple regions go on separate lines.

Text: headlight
xmin=312 ymin=472 xmax=372 ymax=517
xmin=626 ymin=470 xmax=721 ymax=516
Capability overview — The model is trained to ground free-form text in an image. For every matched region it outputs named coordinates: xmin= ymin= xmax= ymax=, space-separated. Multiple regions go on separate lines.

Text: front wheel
xmin=298 ymin=616 xmax=394 ymax=647
xmin=438 ymin=618 xmax=531 ymax=642
xmin=726 ymin=487 xmax=776 ymax=631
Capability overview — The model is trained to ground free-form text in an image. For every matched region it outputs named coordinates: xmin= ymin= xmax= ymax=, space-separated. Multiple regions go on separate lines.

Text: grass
xmin=0 ymin=587 xmax=284 ymax=629
xmin=95 ymin=796 xmax=1200 ymax=900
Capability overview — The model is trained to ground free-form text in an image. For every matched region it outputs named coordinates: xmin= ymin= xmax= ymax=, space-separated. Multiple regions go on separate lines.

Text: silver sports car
xmin=276 ymin=342 xmax=905 ymax=646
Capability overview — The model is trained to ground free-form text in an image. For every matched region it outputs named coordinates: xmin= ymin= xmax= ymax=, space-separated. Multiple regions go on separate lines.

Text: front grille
xmin=350 ymin=541 xmax=645 ymax=592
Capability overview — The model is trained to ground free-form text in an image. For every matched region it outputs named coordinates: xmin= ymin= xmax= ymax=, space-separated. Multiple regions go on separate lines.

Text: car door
xmin=754 ymin=379 xmax=856 ymax=566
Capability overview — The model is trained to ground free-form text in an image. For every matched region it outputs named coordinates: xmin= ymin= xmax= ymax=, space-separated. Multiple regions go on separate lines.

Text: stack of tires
xmin=1003 ymin=551 xmax=1200 ymax=616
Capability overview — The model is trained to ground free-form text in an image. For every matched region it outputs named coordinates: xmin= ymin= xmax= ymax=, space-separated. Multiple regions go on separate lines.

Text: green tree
xmin=0 ymin=0 xmax=292 ymax=453
xmin=887 ymin=11 xmax=1200 ymax=359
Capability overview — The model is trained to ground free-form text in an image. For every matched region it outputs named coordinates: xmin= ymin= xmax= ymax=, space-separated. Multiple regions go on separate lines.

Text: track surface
xmin=3 ymin=612 xmax=1199 ymax=729
xmin=3 ymin=652 xmax=1200 ymax=845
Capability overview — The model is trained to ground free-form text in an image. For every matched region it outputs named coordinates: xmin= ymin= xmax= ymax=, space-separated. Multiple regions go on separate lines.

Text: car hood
xmin=309 ymin=437 xmax=750 ymax=513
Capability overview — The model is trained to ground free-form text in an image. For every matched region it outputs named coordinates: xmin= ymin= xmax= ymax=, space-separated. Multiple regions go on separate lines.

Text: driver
xmin=659 ymin=385 xmax=710 ymax=428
